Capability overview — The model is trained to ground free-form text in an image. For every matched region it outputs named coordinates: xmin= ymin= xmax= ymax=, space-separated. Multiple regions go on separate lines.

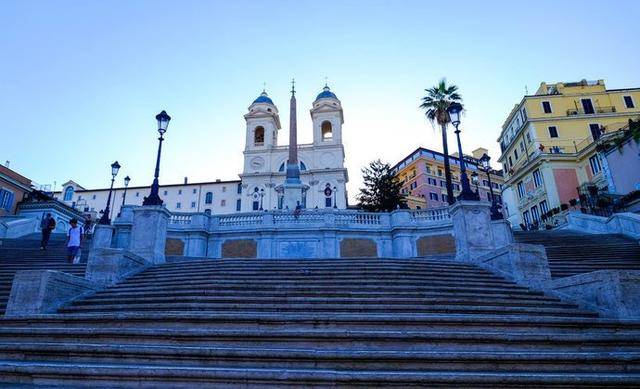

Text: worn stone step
xmin=72 ymin=295 xmax=576 ymax=310
xmin=1 ymin=343 xmax=638 ymax=373
xmin=1 ymin=327 xmax=637 ymax=351
xmin=59 ymin=301 xmax=596 ymax=317
xmin=1 ymin=360 xmax=639 ymax=387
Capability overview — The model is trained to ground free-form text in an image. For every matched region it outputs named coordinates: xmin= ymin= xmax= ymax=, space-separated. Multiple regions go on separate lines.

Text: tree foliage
xmin=419 ymin=79 xmax=462 ymax=127
xmin=357 ymin=159 xmax=406 ymax=212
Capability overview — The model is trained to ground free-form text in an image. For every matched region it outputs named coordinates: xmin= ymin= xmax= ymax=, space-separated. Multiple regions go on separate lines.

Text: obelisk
xmin=276 ymin=79 xmax=309 ymax=210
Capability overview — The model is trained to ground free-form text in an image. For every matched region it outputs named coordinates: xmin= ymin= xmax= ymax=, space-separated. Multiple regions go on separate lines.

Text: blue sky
xmin=2 ymin=0 xmax=639 ymax=201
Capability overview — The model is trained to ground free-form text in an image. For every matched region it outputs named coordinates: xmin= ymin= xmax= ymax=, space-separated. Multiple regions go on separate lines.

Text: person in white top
xmin=66 ymin=218 xmax=84 ymax=264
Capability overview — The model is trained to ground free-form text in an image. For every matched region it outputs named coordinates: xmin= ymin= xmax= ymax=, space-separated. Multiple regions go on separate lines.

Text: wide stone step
xmin=71 ymin=295 xmax=576 ymax=310
xmin=1 ymin=342 xmax=638 ymax=373
xmin=1 ymin=312 xmax=632 ymax=332
xmin=59 ymin=301 xmax=596 ymax=317
xmin=1 ymin=360 xmax=639 ymax=387
xmin=2 ymin=327 xmax=638 ymax=351
xmin=102 ymin=283 xmax=543 ymax=296
xmin=86 ymin=288 xmax=555 ymax=301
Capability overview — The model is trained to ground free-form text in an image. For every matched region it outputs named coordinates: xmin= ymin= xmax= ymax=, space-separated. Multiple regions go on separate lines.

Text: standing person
xmin=40 ymin=213 xmax=56 ymax=250
xmin=66 ymin=218 xmax=83 ymax=264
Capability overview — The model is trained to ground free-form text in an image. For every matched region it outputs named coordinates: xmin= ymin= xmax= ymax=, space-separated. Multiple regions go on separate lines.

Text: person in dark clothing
xmin=40 ymin=213 xmax=56 ymax=250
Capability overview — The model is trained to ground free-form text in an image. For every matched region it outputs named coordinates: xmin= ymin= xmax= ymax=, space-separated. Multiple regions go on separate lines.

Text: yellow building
xmin=392 ymin=147 xmax=505 ymax=210
xmin=497 ymin=79 xmax=640 ymax=228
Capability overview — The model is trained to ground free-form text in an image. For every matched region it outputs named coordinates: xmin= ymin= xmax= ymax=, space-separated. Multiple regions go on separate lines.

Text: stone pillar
xmin=129 ymin=206 xmax=171 ymax=264
xmin=91 ymin=224 xmax=114 ymax=250
xmin=450 ymin=200 xmax=507 ymax=262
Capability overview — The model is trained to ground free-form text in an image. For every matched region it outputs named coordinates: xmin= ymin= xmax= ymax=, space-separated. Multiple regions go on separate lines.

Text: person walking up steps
xmin=40 ymin=213 xmax=56 ymax=250
xmin=66 ymin=218 xmax=83 ymax=264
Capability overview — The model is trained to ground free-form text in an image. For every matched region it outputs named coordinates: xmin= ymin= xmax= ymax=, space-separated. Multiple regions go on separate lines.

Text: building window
xmin=176 ymin=202 xmax=181 ymax=209
xmin=521 ymin=108 xmax=527 ymax=121
xmin=205 ymin=192 xmax=213 ymax=204
xmin=63 ymin=187 xmax=74 ymax=201
xmin=135 ymin=192 xmax=139 ymax=197
xmin=325 ymin=197 xmax=332 ymax=207
xmin=589 ymin=155 xmax=602 ymax=175
xmin=237 ymin=183 xmax=242 ymax=194
xmin=222 ymin=186 xmax=226 ymax=192
xmin=254 ymin=126 xmax=265 ymax=146
xmin=193 ymin=188 xmax=197 ymax=194
xmin=623 ymin=96 xmax=635 ymax=109
xmin=439 ymin=180 xmax=445 ymax=187
xmin=523 ymin=210 xmax=531 ymax=225
xmin=321 ymin=121 xmax=333 ymax=140
xmin=190 ymin=201 xmax=195 ymax=208
xmin=442 ymin=194 xmax=449 ymax=203
xmin=533 ymin=170 xmax=542 ymax=187
xmin=531 ymin=205 xmax=540 ymax=223
xmin=517 ymin=181 xmax=525 ymax=198
xmin=427 ymin=178 xmax=437 ymax=186
xmin=0 ymin=189 xmax=15 ymax=211
xmin=589 ymin=123 xmax=602 ymax=141
xmin=252 ymin=200 xmax=259 ymax=210
xmin=514 ymin=149 xmax=519 ymax=160
xmin=542 ymin=101 xmax=552 ymax=114
xmin=429 ymin=192 xmax=439 ymax=201
xmin=221 ymin=199 xmax=226 ymax=206
xmin=437 ymin=169 xmax=443 ymax=177
xmin=548 ymin=126 xmax=558 ymax=138
xmin=163 ymin=190 xmax=168 ymax=196
xmin=236 ymin=199 xmax=241 ymax=211
xmin=204 ymin=209 xmax=211 ymax=215
xmin=453 ymin=183 xmax=460 ymax=191
xmin=425 ymin=165 xmax=432 ymax=174
xmin=581 ymin=98 xmax=595 ymax=114
xmin=539 ymin=200 xmax=549 ymax=215
xmin=519 ymin=141 xmax=525 ymax=152
xmin=508 ymin=156 xmax=513 ymax=166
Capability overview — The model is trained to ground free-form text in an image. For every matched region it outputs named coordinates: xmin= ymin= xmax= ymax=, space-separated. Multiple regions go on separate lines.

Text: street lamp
xmin=333 ymin=186 xmax=338 ymax=208
xmin=471 ymin=171 xmax=479 ymax=194
xmin=447 ymin=102 xmax=479 ymax=201
xmin=259 ymin=188 xmax=265 ymax=210
xmin=98 ymin=161 xmax=121 ymax=225
xmin=122 ymin=176 xmax=131 ymax=206
xmin=480 ymin=153 xmax=504 ymax=220
xmin=143 ymin=110 xmax=171 ymax=206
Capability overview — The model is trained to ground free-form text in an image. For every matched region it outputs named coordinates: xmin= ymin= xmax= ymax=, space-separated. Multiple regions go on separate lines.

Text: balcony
xmin=566 ymin=106 xmax=616 ymax=116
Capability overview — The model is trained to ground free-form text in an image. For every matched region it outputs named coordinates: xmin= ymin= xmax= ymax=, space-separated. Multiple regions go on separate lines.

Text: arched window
xmin=254 ymin=126 xmax=265 ymax=146
xmin=321 ymin=121 xmax=333 ymax=140
xmin=204 ymin=209 xmax=211 ymax=215
xmin=63 ymin=187 xmax=74 ymax=201
xmin=278 ymin=160 xmax=307 ymax=172
xmin=205 ymin=192 xmax=213 ymax=204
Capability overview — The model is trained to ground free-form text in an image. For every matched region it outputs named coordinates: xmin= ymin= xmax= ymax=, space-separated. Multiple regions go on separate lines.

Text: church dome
xmin=252 ymin=91 xmax=274 ymax=105
xmin=315 ymin=85 xmax=337 ymax=101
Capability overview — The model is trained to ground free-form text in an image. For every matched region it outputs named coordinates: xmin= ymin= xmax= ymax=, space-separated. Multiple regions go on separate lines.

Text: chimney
xmin=184 ymin=177 xmax=188 ymax=184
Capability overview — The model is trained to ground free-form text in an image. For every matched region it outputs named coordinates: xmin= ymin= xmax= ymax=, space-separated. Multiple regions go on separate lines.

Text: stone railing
xmin=0 ymin=217 xmax=38 ymax=239
xmin=217 ymin=213 xmax=264 ymax=228
xmin=567 ymin=211 xmax=640 ymax=240
xmin=409 ymin=207 xmax=450 ymax=222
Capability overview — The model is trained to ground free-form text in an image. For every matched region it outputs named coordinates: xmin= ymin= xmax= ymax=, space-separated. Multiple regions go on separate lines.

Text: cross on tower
xmin=291 ymin=78 xmax=296 ymax=95
xmin=324 ymin=76 xmax=329 ymax=87
xmin=262 ymin=82 xmax=266 ymax=93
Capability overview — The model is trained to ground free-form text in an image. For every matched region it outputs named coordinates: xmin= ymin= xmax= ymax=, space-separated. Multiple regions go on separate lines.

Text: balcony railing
xmin=566 ymin=106 xmax=616 ymax=116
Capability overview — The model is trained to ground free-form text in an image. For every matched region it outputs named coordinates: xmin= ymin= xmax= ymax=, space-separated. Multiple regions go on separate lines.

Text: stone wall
xmin=222 ymin=239 xmax=257 ymax=258
xmin=165 ymin=239 xmax=185 ymax=256
xmin=416 ymin=234 xmax=455 ymax=256
xmin=340 ymin=238 xmax=378 ymax=258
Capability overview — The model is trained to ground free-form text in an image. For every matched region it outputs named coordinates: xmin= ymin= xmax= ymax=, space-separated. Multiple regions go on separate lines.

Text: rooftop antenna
xmin=525 ymin=85 xmax=529 ymax=95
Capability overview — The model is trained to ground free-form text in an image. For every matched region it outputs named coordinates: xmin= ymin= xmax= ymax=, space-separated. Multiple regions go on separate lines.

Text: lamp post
xmin=471 ymin=171 xmax=479 ymax=194
xmin=447 ymin=102 xmax=479 ymax=201
xmin=333 ymin=186 xmax=338 ymax=209
xmin=98 ymin=161 xmax=121 ymax=225
xmin=480 ymin=153 xmax=504 ymax=220
xmin=259 ymin=188 xmax=265 ymax=211
xmin=143 ymin=111 xmax=171 ymax=206
xmin=122 ymin=176 xmax=131 ymax=207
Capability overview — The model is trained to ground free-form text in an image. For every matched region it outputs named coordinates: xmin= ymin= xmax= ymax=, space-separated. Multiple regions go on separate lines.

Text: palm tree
xmin=420 ymin=79 xmax=462 ymax=205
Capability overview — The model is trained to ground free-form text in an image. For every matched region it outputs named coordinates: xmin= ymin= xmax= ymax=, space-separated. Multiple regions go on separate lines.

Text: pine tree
xmin=357 ymin=159 xmax=407 ymax=212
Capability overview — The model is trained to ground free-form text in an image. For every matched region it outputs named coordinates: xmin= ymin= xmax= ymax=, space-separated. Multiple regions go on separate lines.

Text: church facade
xmin=54 ymin=85 xmax=349 ymax=216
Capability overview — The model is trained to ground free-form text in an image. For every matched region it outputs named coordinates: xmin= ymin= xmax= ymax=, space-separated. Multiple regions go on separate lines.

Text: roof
xmin=252 ymin=91 xmax=274 ymax=105
xmin=53 ymin=179 xmax=242 ymax=194
xmin=315 ymin=86 xmax=337 ymax=101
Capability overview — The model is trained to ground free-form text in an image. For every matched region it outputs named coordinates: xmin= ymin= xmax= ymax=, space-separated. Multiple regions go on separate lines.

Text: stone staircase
xmin=1 ymin=256 xmax=640 ymax=386
xmin=0 ymin=234 xmax=87 ymax=314
xmin=514 ymin=230 xmax=640 ymax=278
